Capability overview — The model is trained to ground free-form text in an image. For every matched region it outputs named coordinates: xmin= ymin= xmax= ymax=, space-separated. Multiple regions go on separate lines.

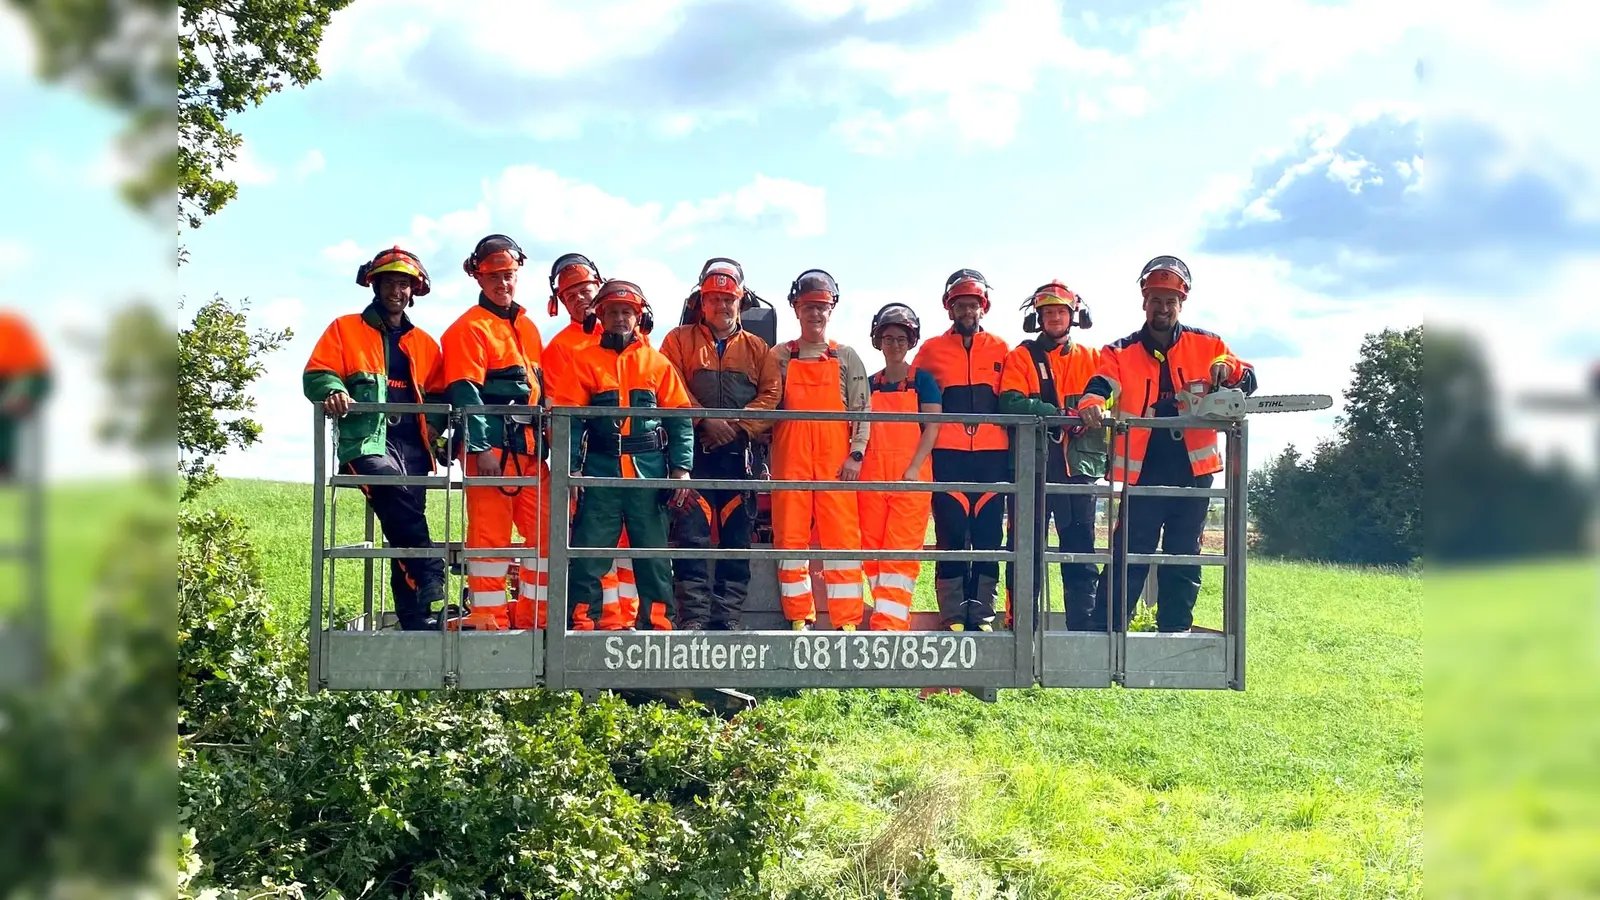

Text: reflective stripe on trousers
xmin=771 ymin=352 xmax=864 ymax=628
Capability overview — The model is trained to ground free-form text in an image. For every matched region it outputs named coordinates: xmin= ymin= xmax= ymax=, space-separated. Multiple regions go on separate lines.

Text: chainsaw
xmin=1171 ymin=386 xmax=1333 ymax=420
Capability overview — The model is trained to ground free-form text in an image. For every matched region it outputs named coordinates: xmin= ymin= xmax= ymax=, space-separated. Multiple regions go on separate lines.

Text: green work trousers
xmin=569 ymin=486 xmax=672 ymax=629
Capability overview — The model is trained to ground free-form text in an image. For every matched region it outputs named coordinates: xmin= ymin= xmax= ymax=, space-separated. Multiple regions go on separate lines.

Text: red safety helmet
xmin=941 ymin=267 xmax=991 ymax=312
xmin=548 ymin=252 xmax=602 ymax=316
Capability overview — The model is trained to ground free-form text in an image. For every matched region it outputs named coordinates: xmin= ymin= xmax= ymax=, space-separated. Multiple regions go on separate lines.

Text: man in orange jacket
xmin=541 ymin=252 xmax=637 ymax=631
xmin=551 ymin=279 xmax=695 ymax=631
xmin=998 ymin=281 xmax=1106 ymax=630
xmin=303 ymin=246 xmax=448 ymax=630
xmin=1077 ymin=255 xmax=1256 ymax=632
xmin=0 ymin=310 xmax=51 ymax=484
xmin=660 ymin=258 xmax=781 ymax=630
xmin=439 ymin=234 xmax=550 ymax=631
xmin=768 ymin=269 xmax=871 ymax=631
xmin=911 ymin=269 xmax=1012 ymax=631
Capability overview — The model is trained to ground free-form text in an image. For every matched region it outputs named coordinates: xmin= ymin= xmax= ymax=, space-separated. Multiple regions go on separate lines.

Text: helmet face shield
xmin=1139 ymin=255 xmax=1192 ymax=294
xmin=870 ymin=302 xmax=921 ymax=349
xmin=700 ymin=261 xmax=744 ymax=298
xmin=942 ymin=267 xmax=990 ymax=310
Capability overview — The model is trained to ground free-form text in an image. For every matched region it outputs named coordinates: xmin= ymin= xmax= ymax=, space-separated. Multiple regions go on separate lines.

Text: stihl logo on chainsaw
xmin=1170 ymin=387 xmax=1334 ymax=420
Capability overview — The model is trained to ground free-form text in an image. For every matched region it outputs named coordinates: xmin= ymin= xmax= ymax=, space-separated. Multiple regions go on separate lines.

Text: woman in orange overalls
xmin=767 ymin=269 xmax=872 ymax=631
xmin=859 ymin=303 xmax=940 ymax=630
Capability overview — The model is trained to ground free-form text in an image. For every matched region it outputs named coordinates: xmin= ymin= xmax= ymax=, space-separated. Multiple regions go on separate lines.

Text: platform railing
xmin=308 ymin=400 xmax=1252 ymax=695
xmin=0 ymin=414 xmax=46 ymax=688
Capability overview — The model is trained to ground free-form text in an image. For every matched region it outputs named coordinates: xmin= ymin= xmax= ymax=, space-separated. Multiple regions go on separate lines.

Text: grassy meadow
xmin=185 ymin=478 xmax=1424 ymax=899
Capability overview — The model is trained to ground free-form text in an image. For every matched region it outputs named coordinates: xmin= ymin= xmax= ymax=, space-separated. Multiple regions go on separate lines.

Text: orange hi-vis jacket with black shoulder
xmin=911 ymin=327 xmax=1011 ymax=452
xmin=998 ymin=337 xmax=1107 ymax=480
xmin=1077 ymin=323 xmax=1255 ymax=484
xmin=303 ymin=303 xmax=445 ymax=466
xmin=439 ymin=296 xmax=546 ymax=457
xmin=660 ymin=322 xmax=781 ymax=439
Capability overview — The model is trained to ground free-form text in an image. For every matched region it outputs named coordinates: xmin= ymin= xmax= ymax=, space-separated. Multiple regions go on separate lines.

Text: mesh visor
xmin=793 ymin=270 xmax=838 ymax=304
xmin=595 ymin=279 xmax=646 ymax=309
xmin=700 ymin=262 xmax=744 ymax=296
xmin=556 ymin=263 xmax=597 ymax=293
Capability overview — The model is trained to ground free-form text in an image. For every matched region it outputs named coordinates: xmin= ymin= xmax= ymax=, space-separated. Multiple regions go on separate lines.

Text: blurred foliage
xmin=1253 ymin=324 xmax=1592 ymax=564
xmin=1424 ymin=329 xmax=1593 ymax=560
xmin=5 ymin=0 xmax=175 ymax=221
xmin=1251 ymin=326 xmax=1423 ymax=565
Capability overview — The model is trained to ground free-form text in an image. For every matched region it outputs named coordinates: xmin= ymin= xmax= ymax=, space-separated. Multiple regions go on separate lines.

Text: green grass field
xmin=189 ymin=478 xmax=1425 ymax=898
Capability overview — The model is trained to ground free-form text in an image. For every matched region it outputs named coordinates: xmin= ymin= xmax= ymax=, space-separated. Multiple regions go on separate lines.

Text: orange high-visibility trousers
xmin=858 ymin=382 xmax=929 ymax=630
xmin=772 ymin=352 xmax=864 ymax=629
xmin=464 ymin=451 xmax=549 ymax=629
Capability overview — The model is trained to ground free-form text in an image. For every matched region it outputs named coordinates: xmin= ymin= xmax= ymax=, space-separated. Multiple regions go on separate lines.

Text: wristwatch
xmin=849 ymin=449 xmax=865 ymax=462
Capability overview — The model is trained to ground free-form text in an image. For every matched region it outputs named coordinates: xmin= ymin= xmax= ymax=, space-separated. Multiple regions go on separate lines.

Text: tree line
xmin=1249 ymin=324 xmax=1593 ymax=567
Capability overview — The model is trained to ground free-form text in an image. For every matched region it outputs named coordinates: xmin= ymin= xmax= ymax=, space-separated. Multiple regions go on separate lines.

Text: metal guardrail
xmin=0 ymin=416 xmax=46 ymax=688
xmin=309 ymin=400 xmax=1257 ymax=696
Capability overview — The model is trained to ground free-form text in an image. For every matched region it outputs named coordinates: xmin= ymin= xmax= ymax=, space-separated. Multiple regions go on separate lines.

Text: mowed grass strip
xmin=205 ymin=478 xmax=1421 ymax=899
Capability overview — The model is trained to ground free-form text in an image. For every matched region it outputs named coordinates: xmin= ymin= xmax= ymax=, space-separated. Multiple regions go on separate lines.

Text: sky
xmin=1 ymin=0 xmax=1595 ymax=485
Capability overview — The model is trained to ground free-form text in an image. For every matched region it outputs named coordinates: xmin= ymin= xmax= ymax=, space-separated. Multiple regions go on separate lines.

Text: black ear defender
xmin=462 ymin=233 xmax=528 ymax=277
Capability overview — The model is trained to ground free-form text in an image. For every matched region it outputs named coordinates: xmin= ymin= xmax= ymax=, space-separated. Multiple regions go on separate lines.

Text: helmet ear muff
xmin=1075 ymin=302 xmax=1093 ymax=329
xmin=548 ymin=297 xmax=559 ymax=318
xmin=1023 ymin=312 xmax=1040 ymax=333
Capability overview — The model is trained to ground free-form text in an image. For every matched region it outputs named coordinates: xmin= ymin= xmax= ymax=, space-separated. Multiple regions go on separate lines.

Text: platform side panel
xmin=1121 ymin=632 xmax=1230 ymax=690
xmin=563 ymin=631 xmax=1015 ymax=689
xmin=323 ymin=632 xmax=447 ymax=691
xmin=454 ymin=631 xmax=542 ymax=690
xmin=1038 ymin=632 xmax=1114 ymax=688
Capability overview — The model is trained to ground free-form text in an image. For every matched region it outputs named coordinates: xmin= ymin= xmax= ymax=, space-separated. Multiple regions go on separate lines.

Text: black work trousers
xmin=1096 ymin=469 xmax=1213 ymax=632
xmin=930 ymin=448 xmax=1010 ymax=629
xmin=670 ymin=443 xmax=754 ymax=629
xmin=343 ymin=434 xmax=445 ymax=630
xmin=1046 ymin=474 xmax=1101 ymax=630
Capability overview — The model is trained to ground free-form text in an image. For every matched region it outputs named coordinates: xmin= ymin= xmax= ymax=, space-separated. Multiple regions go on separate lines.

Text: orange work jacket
xmin=439 ymin=296 xmax=545 ymax=456
xmin=1077 ymin=323 xmax=1254 ymax=484
xmin=303 ymin=303 xmax=444 ymax=466
xmin=998 ymin=337 xmax=1107 ymax=479
xmin=910 ymin=327 xmax=1010 ymax=452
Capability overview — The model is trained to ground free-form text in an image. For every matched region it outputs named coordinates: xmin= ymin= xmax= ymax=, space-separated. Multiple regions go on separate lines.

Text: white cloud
xmin=1132 ymin=0 xmax=1425 ymax=85
xmin=294 ymin=149 xmax=326 ymax=179
xmin=0 ymin=239 xmax=26 ymax=272
xmin=326 ymin=165 xmax=828 ymax=274
xmin=1104 ymin=84 xmax=1149 ymax=117
xmin=217 ymin=140 xmax=276 ymax=186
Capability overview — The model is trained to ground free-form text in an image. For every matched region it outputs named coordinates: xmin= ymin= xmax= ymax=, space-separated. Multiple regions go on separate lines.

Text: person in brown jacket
xmin=659 ymin=259 xmax=781 ymax=629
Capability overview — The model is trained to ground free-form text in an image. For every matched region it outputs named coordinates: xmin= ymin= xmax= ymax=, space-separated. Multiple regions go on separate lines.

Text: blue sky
xmin=2 ymin=0 xmax=1595 ymax=483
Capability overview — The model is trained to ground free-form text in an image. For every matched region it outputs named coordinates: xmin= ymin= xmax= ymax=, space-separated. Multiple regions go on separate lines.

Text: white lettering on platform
xmin=602 ymin=634 xmax=979 ymax=671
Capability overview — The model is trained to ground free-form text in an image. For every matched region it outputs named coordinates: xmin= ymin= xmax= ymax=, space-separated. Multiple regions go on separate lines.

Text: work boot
xmin=791 ymin=619 xmax=810 ymax=631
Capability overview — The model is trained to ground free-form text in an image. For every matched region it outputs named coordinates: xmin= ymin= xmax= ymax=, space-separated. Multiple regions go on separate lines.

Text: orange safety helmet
xmin=941 ymin=267 xmax=991 ymax=313
xmin=1138 ymin=255 xmax=1192 ymax=297
xmin=548 ymin=251 xmax=602 ymax=316
xmin=787 ymin=268 xmax=839 ymax=307
xmin=462 ymin=233 xmax=527 ymax=277
xmin=356 ymin=246 xmax=431 ymax=298
xmin=590 ymin=279 xmax=655 ymax=334
xmin=699 ymin=258 xmax=746 ymax=300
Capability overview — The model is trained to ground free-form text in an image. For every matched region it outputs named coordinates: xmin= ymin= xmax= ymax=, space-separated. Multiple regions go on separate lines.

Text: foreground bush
xmin=179 ymin=509 xmax=812 ymax=899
